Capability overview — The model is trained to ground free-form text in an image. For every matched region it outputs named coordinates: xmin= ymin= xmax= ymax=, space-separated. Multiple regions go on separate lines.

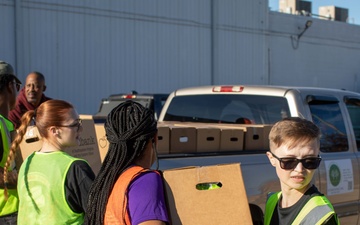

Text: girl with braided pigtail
xmin=84 ymin=101 xmax=169 ymax=225
xmin=3 ymin=108 xmax=35 ymax=197
xmin=5 ymin=99 xmax=95 ymax=225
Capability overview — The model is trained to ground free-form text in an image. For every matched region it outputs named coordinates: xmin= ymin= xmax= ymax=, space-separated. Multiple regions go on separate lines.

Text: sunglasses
xmin=270 ymin=151 xmax=322 ymax=170
xmin=59 ymin=119 xmax=82 ymax=132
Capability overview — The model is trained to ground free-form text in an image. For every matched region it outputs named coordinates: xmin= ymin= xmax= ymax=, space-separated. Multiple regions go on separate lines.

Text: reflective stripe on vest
xmin=0 ymin=115 xmax=18 ymax=217
xmin=105 ymin=166 xmax=153 ymax=225
xmin=293 ymin=195 xmax=338 ymax=225
xmin=264 ymin=192 xmax=339 ymax=225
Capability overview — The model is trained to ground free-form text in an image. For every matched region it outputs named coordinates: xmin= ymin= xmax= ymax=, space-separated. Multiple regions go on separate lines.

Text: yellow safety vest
xmin=264 ymin=191 xmax=340 ymax=225
xmin=0 ymin=115 xmax=19 ymax=217
xmin=17 ymin=151 xmax=84 ymax=225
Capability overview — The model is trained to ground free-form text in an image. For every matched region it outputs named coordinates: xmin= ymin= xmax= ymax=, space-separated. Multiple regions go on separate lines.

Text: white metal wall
xmin=0 ymin=0 xmax=359 ymax=114
xmin=214 ymin=0 xmax=268 ymax=84
xmin=268 ymin=12 xmax=360 ymax=91
xmin=0 ymin=1 xmax=16 ymax=65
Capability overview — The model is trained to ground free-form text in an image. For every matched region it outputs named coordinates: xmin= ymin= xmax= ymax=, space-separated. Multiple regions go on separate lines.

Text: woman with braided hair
xmin=84 ymin=101 xmax=169 ymax=225
xmin=4 ymin=99 xmax=95 ymax=224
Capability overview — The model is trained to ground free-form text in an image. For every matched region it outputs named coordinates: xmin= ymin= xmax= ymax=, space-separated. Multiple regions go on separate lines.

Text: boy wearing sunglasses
xmin=264 ymin=117 xmax=339 ymax=225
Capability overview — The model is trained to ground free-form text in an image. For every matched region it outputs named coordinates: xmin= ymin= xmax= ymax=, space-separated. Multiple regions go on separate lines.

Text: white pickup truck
xmin=157 ymin=85 xmax=360 ymax=224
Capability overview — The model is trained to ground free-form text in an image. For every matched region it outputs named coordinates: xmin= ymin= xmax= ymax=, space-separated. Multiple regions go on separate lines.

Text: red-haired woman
xmin=4 ymin=99 xmax=95 ymax=225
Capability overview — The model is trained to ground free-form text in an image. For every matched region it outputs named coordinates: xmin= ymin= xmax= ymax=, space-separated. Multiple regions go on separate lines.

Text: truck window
xmin=95 ymin=100 xmax=123 ymax=117
xmin=164 ymin=95 xmax=290 ymax=124
xmin=309 ymin=100 xmax=348 ymax=152
xmin=345 ymin=97 xmax=360 ymax=151
xmin=97 ymin=99 xmax=151 ymax=116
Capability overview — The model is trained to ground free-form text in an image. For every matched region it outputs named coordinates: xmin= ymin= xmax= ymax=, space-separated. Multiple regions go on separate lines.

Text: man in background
xmin=0 ymin=60 xmax=21 ymax=224
xmin=9 ymin=71 xmax=52 ymax=129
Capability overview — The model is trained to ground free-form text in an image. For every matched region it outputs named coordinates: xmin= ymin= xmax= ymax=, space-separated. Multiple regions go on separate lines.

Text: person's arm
xmin=0 ymin=133 xmax=17 ymax=189
xmin=128 ymin=172 xmax=169 ymax=225
xmin=65 ymin=160 xmax=95 ymax=213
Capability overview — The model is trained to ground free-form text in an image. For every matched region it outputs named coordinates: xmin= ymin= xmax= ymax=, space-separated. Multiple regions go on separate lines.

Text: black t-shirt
xmin=65 ymin=160 xmax=95 ymax=213
xmin=270 ymin=185 xmax=338 ymax=225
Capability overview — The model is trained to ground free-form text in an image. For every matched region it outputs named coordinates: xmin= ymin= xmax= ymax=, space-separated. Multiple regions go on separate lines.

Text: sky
xmin=268 ymin=0 xmax=360 ymax=25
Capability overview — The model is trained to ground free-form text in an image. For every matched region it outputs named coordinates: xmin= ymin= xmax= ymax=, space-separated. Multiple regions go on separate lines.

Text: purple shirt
xmin=128 ymin=171 xmax=169 ymax=225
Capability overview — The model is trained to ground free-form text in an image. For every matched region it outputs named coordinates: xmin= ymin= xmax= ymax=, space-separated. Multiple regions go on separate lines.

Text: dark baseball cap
xmin=0 ymin=61 xmax=21 ymax=84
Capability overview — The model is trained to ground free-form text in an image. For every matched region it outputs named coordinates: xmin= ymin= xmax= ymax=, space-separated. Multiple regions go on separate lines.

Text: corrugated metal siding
xmin=214 ymin=0 xmax=268 ymax=84
xmin=269 ymin=11 xmax=360 ymax=91
xmin=1 ymin=0 xmax=360 ymax=114
xmin=0 ymin=1 xmax=16 ymax=68
xmin=5 ymin=0 xmax=215 ymax=113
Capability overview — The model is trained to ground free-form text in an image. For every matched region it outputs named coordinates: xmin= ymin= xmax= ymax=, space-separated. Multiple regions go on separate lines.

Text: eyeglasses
xmin=11 ymin=81 xmax=21 ymax=92
xmin=270 ymin=151 xmax=322 ymax=170
xmin=59 ymin=119 xmax=82 ymax=132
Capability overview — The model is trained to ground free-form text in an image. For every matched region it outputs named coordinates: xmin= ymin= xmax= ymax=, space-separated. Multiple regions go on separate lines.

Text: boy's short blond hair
xmin=269 ymin=117 xmax=321 ymax=151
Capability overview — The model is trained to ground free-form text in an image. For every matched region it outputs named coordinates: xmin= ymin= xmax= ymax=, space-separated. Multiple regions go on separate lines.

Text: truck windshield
xmin=164 ymin=95 xmax=290 ymax=124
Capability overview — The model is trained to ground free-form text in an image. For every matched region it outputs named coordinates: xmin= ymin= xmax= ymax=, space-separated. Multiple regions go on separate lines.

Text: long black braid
xmin=84 ymin=100 xmax=157 ymax=225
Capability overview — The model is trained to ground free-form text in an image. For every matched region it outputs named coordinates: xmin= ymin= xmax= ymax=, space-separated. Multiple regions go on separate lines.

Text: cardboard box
xmin=162 ymin=163 xmax=252 ymax=225
xmin=17 ymin=115 xmax=102 ymax=175
xmin=220 ymin=128 xmax=244 ymax=151
xmin=157 ymin=126 xmax=170 ymax=154
xmin=170 ymin=127 xmax=197 ymax=153
xmin=94 ymin=123 xmax=171 ymax=159
xmin=244 ymin=125 xmax=272 ymax=150
xmin=196 ymin=127 xmax=220 ymax=152
xmin=205 ymin=124 xmax=246 ymax=152
xmin=94 ymin=123 xmax=109 ymax=162
xmin=158 ymin=122 xmax=249 ymax=153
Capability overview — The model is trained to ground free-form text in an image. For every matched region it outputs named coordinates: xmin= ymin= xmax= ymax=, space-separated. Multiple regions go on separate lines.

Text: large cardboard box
xmin=220 ymin=128 xmax=244 ymax=151
xmin=162 ymin=163 xmax=252 ymax=225
xmin=157 ymin=126 xmax=170 ymax=154
xmin=244 ymin=125 xmax=272 ymax=150
xmin=17 ymin=115 xmax=102 ymax=175
xmin=170 ymin=127 xmax=197 ymax=153
xmin=94 ymin=123 xmax=109 ymax=162
xmin=196 ymin=127 xmax=220 ymax=152
xmin=94 ymin=123 xmax=171 ymax=159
